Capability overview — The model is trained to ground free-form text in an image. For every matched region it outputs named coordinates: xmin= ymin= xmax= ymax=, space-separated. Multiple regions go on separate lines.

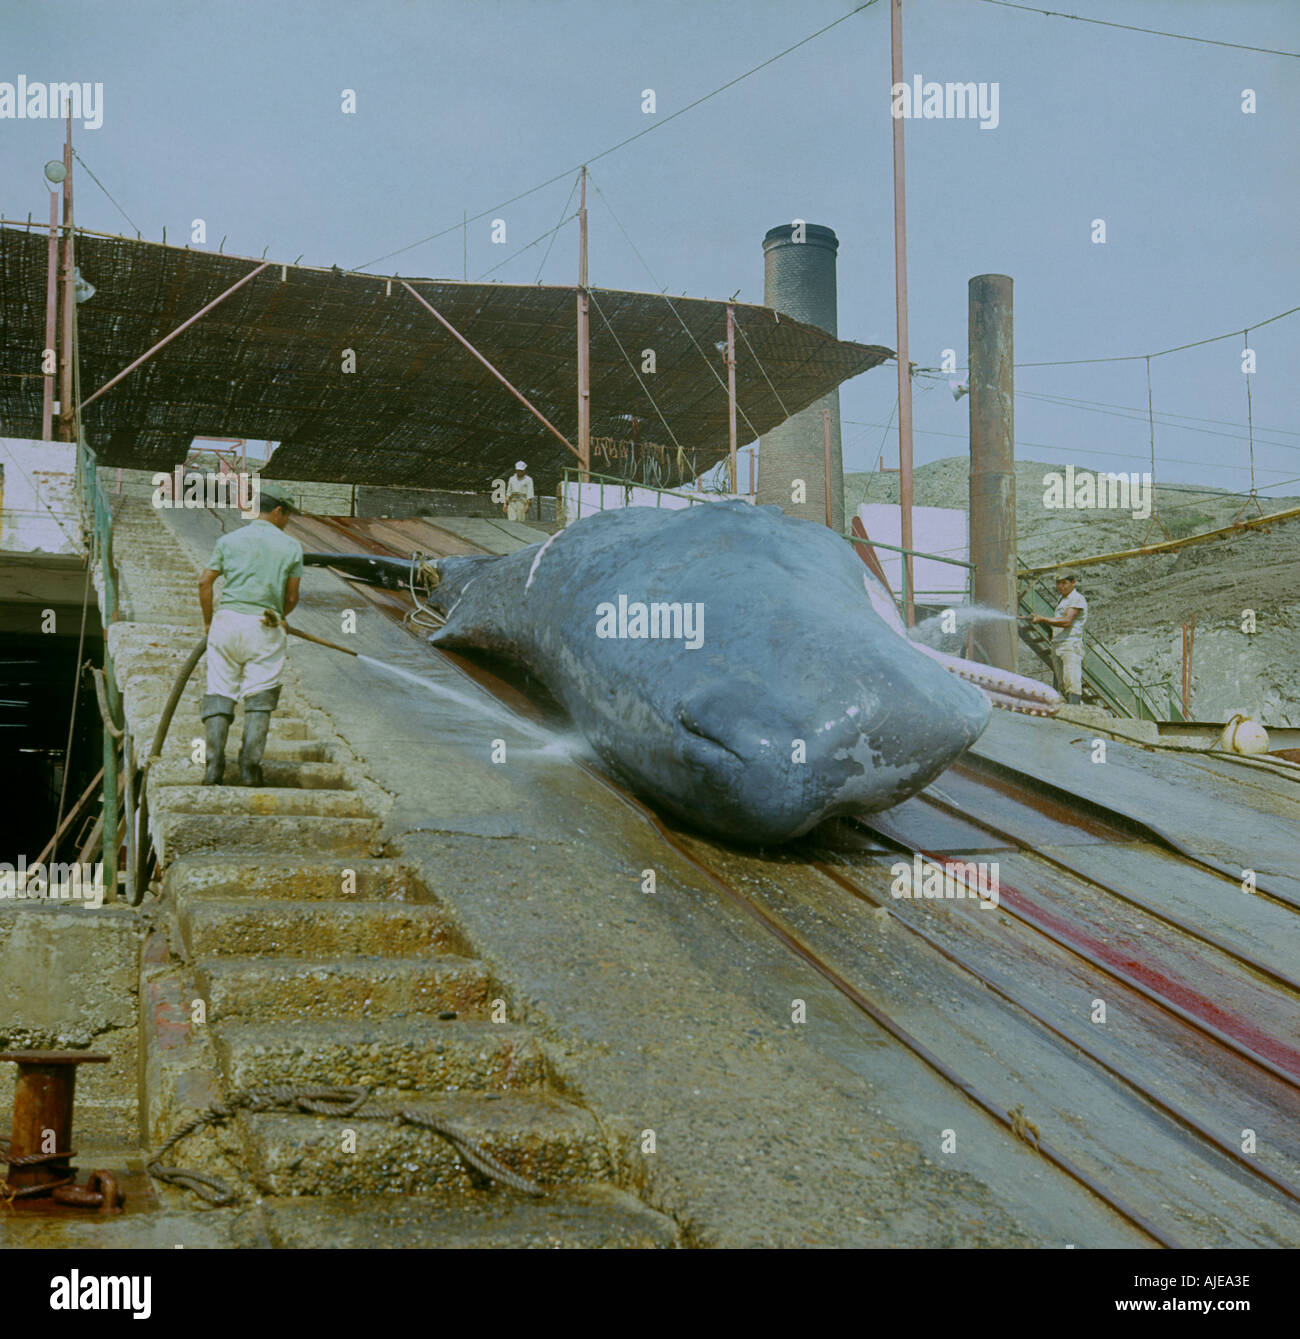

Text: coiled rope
xmin=147 ymin=1084 xmax=543 ymax=1204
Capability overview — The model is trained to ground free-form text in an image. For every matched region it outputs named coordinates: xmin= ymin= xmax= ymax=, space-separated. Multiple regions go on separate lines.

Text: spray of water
xmin=357 ymin=654 xmax=575 ymax=758
xmin=909 ymin=604 xmax=1019 ymax=649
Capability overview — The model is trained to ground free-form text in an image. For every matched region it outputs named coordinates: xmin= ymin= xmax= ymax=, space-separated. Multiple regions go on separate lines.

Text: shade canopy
xmin=0 ymin=226 xmax=892 ymax=490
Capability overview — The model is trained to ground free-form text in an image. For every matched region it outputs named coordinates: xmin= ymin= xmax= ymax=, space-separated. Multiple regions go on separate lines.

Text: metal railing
xmin=849 ymin=534 xmax=975 ymax=612
xmin=559 ymin=468 xmax=752 ymax=525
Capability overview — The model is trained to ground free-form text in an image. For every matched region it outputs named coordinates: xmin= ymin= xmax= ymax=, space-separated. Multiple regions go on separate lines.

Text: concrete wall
xmin=0 ymin=437 xmax=83 ymax=556
xmin=357 ymin=485 xmax=558 ymax=524
xmin=0 ymin=903 xmax=141 ymax=1146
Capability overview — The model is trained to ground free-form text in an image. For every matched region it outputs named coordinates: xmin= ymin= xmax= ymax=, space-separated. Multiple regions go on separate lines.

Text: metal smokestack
xmin=968 ymin=273 xmax=1018 ymax=671
xmin=756 ymin=223 xmax=845 ymax=531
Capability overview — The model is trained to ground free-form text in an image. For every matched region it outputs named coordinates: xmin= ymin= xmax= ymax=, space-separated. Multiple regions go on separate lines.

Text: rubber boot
xmin=200 ymin=694 xmax=236 ymax=784
xmin=238 ymin=686 xmax=281 ymax=786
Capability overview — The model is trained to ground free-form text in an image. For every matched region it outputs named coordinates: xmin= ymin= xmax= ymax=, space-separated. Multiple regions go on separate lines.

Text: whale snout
xmin=658 ymin=647 xmax=991 ymax=844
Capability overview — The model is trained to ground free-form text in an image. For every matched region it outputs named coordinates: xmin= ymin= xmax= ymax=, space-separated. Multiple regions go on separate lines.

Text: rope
xmin=0 ymin=1135 xmax=78 ymax=1199
xmin=71 ymin=149 xmax=143 ymax=236
xmin=586 ymin=287 xmax=682 ymax=451
xmin=589 ymin=176 xmax=764 ymax=442
xmin=730 ymin=309 xmax=791 ymax=422
xmin=147 ymin=1084 xmax=544 ymax=1205
xmin=352 ymin=1 xmax=881 ymax=271
xmin=534 ymin=172 xmax=581 ymax=284
xmin=475 ymin=212 xmax=579 ymax=282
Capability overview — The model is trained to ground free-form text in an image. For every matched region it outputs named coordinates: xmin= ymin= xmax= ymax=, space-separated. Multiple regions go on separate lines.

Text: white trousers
xmin=206 ymin=609 xmax=287 ymax=699
xmin=1052 ymin=645 xmax=1083 ymax=697
xmin=506 ymin=496 xmax=530 ymax=522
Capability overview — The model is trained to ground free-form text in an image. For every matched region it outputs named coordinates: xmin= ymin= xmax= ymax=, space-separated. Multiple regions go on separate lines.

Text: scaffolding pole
xmin=890 ymin=0 xmax=915 ymax=625
xmin=577 ymin=166 xmax=591 ymax=481
xmin=726 ymin=303 xmax=738 ymax=493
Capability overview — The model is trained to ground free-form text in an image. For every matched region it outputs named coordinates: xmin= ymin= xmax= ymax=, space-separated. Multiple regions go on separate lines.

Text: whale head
xmin=549 ymin=503 xmax=1036 ymax=845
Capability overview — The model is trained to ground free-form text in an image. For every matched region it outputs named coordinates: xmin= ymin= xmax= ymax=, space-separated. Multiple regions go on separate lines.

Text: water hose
xmin=128 ymin=622 xmax=366 ymax=903
xmin=129 ymin=634 xmax=207 ymax=904
xmin=283 ymin=622 xmax=358 ymax=656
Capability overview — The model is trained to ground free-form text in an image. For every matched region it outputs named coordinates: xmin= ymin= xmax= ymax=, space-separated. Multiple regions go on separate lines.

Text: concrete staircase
xmin=104 ymin=496 xmax=677 ymax=1247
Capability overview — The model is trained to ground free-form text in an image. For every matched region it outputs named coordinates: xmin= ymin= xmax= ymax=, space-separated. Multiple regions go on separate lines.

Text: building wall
xmin=0 ymin=438 xmax=82 ymax=556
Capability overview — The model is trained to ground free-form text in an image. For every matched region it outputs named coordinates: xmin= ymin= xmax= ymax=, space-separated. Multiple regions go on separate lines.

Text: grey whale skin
xmin=309 ymin=502 xmax=992 ymax=844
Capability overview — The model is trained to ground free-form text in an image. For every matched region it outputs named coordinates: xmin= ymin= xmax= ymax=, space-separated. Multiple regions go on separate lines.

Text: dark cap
xmin=258 ymin=486 xmax=295 ymax=515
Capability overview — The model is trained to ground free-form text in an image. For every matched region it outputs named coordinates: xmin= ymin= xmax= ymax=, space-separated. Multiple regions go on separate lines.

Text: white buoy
xmin=1219 ymin=712 xmax=1270 ymax=755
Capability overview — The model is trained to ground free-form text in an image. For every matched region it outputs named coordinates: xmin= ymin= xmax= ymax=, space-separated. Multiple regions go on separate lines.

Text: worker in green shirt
xmin=197 ymin=489 xmax=304 ymax=784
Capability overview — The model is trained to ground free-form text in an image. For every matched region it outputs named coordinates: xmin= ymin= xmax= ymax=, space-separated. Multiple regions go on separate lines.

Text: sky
xmin=4 ymin=0 xmax=1298 ymax=500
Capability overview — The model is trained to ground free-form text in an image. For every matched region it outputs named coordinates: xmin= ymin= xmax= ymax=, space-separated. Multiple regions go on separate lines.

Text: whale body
xmin=307 ymin=502 xmax=1058 ymax=844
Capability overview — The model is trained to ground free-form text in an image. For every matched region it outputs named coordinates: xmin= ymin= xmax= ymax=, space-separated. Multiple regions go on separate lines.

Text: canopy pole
xmin=81 ymin=262 xmax=271 ymax=411
xmin=401 ymin=281 xmax=580 ymax=459
xmin=890 ymin=0 xmax=915 ymax=625
xmin=726 ymin=303 xmax=738 ymax=493
xmin=577 ymin=166 xmax=591 ymax=482
xmin=57 ymin=111 xmax=76 ymax=441
xmin=42 ymin=184 xmax=59 ymax=440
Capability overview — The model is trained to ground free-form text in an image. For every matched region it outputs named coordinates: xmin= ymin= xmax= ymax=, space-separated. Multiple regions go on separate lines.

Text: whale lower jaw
xmin=914 ymin=645 xmax=1063 ymax=717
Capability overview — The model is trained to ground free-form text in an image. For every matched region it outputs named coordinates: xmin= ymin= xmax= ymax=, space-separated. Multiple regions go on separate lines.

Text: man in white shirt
xmin=1032 ymin=573 xmax=1088 ymax=705
xmin=504 ymin=460 xmax=535 ymax=522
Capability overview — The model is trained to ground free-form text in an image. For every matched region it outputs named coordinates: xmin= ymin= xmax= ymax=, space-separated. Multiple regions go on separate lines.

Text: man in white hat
xmin=1031 ymin=572 xmax=1087 ymax=705
xmin=504 ymin=460 xmax=535 ymax=522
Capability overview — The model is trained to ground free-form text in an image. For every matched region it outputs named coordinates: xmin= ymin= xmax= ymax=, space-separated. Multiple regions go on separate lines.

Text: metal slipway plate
xmin=1043 ymin=842 xmax=1300 ymax=988
xmin=875 ymin=770 xmax=1122 ymax=853
xmin=972 ymin=711 xmax=1300 ymax=899
xmin=739 ymin=848 xmax=1300 ymax=1247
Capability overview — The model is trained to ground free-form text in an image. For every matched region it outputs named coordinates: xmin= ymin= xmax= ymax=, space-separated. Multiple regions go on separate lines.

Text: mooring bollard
xmin=0 ymin=1050 xmax=121 ymax=1209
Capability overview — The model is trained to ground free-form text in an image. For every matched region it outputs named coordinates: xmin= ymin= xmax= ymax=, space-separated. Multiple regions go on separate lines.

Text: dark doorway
xmin=0 ymin=601 xmax=104 ymax=864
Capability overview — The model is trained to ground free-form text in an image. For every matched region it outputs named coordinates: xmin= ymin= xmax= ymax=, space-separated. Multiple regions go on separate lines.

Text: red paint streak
xmin=149 ymin=981 xmax=192 ymax=1052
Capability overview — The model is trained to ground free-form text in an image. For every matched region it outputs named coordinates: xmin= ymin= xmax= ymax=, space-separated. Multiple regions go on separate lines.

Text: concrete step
xmin=178 ymin=898 xmax=455 ymax=957
xmin=165 ymin=856 xmax=421 ymax=903
xmin=150 ymin=758 xmax=350 ymax=789
xmin=156 ymin=811 xmax=379 ymax=860
xmin=145 ymin=732 xmax=331 ymax=764
xmin=240 ymin=1092 xmax=612 ymax=1195
xmin=214 ymin=1019 xmax=546 ymax=1093
xmin=197 ymin=954 xmax=492 ymax=1021
xmin=259 ymin=1185 xmax=680 ymax=1248
xmin=134 ymin=715 xmax=320 ymax=754
xmin=153 ymin=787 xmax=371 ymax=818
